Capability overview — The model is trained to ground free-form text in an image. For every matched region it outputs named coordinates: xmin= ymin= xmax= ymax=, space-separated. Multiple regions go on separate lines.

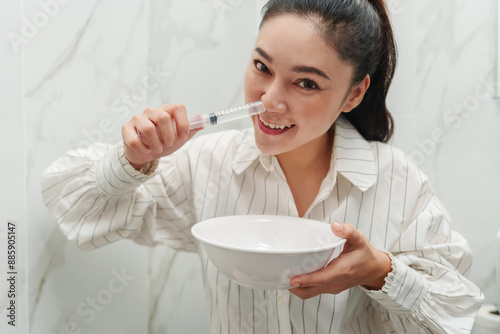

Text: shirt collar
xmin=231 ymin=129 xmax=262 ymax=174
xmin=231 ymin=116 xmax=377 ymax=192
xmin=332 ymin=116 xmax=377 ymax=192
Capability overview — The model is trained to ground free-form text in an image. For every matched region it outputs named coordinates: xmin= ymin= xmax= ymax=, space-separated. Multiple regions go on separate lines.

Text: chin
xmin=251 ymin=117 xmax=294 ymax=156
xmin=254 ymin=137 xmax=289 ymax=156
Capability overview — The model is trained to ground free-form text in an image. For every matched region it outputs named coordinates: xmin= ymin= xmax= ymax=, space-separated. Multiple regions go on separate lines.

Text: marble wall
xmin=392 ymin=0 xmax=500 ymax=310
xmin=0 ymin=0 xmax=498 ymax=333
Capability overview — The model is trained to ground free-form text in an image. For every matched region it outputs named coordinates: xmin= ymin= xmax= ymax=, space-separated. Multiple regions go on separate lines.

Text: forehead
xmin=256 ymin=14 xmax=346 ymax=72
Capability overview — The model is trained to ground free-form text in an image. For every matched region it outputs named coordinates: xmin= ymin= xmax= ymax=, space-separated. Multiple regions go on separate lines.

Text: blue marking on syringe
xmin=209 ymin=113 xmax=218 ymax=126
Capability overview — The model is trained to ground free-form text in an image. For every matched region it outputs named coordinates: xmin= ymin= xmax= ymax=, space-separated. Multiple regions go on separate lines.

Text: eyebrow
xmin=255 ymin=47 xmax=272 ymax=63
xmin=254 ymin=47 xmax=331 ymax=80
xmin=291 ymin=65 xmax=330 ymax=80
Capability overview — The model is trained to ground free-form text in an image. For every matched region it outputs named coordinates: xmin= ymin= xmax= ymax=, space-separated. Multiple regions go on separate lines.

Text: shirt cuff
xmin=95 ymin=142 xmax=160 ymax=196
xmin=138 ymin=160 xmax=159 ymax=175
xmin=362 ymin=251 xmax=427 ymax=313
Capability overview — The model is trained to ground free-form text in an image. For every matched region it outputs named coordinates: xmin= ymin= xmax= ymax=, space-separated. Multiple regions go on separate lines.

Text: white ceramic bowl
xmin=191 ymin=215 xmax=346 ymax=290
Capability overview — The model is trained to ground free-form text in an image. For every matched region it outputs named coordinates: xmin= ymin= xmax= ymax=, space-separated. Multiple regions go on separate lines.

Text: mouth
xmin=258 ymin=115 xmax=295 ymax=135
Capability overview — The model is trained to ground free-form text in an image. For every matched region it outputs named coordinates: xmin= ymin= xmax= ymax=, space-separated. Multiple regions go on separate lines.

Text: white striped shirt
xmin=42 ymin=116 xmax=483 ymax=333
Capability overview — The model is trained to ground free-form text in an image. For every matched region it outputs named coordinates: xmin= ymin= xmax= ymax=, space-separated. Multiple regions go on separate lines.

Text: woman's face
xmin=244 ymin=14 xmax=366 ymax=158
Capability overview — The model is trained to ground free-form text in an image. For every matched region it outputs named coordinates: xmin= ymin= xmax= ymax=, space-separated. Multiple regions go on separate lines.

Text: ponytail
xmin=261 ymin=0 xmax=397 ymax=142
xmin=343 ymin=0 xmax=396 ymax=142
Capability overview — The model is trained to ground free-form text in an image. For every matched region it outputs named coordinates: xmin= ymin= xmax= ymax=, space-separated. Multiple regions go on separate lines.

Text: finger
xmin=142 ymin=107 xmax=171 ymax=148
xmin=289 ymin=285 xmax=323 ymax=300
xmin=149 ymin=109 xmax=174 ymax=148
xmin=122 ymin=119 xmax=151 ymax=155
xmin=289 ymin=255 xmax=349 ymax=288
xmin=135 ymin=115 xmax=164 ymax=154
xmin=187 ymin=128 xmax=202 ymax=139
xmin=289 ymin=273 xmax=348 ymax=299
xmin=153 ymin=104 xmax=187 ymax=147
xmin=169 ymin=104 xmax=190 ymax=140
xmin=288 ymin=224 xmax=355 ymax=289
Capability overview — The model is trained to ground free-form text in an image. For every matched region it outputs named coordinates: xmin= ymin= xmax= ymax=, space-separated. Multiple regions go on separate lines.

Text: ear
xmin=342 ymin=75 xmax=370 ymax=113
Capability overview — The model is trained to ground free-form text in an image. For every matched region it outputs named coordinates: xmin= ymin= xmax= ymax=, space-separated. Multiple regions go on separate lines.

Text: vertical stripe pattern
xmin=41 ymin=116 xmax=483 ymax=333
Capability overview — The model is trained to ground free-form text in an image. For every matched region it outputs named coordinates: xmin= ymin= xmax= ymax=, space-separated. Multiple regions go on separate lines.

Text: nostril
xmin=273 ymin=102 xmax=287 ymax=114
xmin=261 ymin=99 xmax=286 ymax=114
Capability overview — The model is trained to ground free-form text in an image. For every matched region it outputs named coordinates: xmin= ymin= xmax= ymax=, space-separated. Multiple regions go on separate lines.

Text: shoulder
xmin=369 ymin=141 xmax=430 ymax=192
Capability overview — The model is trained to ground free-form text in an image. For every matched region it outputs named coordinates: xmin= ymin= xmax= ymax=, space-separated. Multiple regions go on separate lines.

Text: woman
xmin=42 ymin=0 xmax=483 ymax=332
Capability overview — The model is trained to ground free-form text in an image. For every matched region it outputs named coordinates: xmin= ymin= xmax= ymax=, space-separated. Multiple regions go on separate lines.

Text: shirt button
xmin=277 ymin=291 xmax=288 ymax=306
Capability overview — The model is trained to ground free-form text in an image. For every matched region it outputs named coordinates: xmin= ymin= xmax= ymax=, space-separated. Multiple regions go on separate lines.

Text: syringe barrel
xmin=188 ymin=114 xmax=211 ymax=130
xmin=211 ymin=101 xmax=265 ymax=126
xmin=187 ymin=101 xmax=265 ymax=129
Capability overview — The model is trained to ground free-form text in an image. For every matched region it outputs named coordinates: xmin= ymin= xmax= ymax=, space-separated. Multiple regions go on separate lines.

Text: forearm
xmin=42 ymin=142 xmax=199 ymax=251
xmin=42 ymin=143 xmax=158 ymax=249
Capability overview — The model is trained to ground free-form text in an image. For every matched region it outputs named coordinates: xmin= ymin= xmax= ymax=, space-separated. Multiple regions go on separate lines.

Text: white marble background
xmin=0 ymin=0 xmax=498 ymax=333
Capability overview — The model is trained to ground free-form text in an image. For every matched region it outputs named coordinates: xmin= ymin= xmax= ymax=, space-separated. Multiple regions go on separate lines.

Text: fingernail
xmin=156 ymin=147 xmax=163 ymax=154
xmin=180 ymin=131 xmax=188 ymax=140
xmin=290 ymin=281 xmax=301 ymax=288
xmin=333 ymin=223 xmax=343 ymax=234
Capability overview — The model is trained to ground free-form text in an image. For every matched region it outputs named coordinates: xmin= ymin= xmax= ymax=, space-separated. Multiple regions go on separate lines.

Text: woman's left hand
xmin=289 ymin=222 xmax=392 ymax=299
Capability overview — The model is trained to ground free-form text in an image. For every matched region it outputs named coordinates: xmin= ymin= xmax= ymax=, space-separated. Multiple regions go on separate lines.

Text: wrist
xmin=126 ymin=157 xmax=159 ymax=175
xmin=126 ymin=156 xmax=158 ymax=174
xmin=363 ymin=250 xmax=392 ymax=290
xmin=138 ymin=160 xmax=159 ymax=175
xmin=129 ymin=161 xmax=148 ymax=171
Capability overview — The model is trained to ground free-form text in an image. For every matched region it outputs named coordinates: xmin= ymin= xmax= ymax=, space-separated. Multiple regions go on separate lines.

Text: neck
xmin=275 ymin=131 xmax=334 ymax=217
xmin=276 ymin=132 xmax=333 ymax=176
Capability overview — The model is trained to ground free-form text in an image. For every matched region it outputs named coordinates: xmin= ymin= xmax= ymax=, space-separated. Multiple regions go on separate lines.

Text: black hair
xmin=260 ymin=0 xmax=396 ymax=142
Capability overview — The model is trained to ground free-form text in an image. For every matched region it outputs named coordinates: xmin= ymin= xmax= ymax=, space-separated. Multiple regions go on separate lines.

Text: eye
xmin=254 ymin=60 xmax=270 ymax=73
xmin=298 ymin=79 xmax=319 ymax=90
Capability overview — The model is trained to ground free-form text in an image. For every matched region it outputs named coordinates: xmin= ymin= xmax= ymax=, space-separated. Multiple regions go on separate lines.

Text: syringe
xmin=187 ymin=100 xmax=265 ymax=130
xmin=137 ymin=101 xmax=265 ymax=143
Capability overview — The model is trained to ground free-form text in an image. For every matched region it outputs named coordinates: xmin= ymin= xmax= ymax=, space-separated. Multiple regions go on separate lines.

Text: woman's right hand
xmin=121 ymin=104 xmax=200 ymax=170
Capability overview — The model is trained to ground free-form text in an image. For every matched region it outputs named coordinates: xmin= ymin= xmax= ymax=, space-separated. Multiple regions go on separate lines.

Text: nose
xmin=261 ymin=80 xmax=287 ymax=114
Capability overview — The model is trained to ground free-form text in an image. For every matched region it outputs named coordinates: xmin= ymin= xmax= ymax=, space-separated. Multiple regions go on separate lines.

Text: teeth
xmin=260 ymin=116 xmax=292 ymax=129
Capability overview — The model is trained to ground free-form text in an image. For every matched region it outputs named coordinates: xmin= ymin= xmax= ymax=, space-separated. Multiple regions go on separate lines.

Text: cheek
xmin=308 ymin=105 xmax=342 ymax=132
xmin=244 ymin=65 xmax=255 ymax=96
xmin=244 ymin=69 xmax=265 ymax=100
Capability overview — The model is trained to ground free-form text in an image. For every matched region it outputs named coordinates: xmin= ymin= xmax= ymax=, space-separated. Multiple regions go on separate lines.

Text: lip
xmin=257 ymin=116 xmax=295 ymax=135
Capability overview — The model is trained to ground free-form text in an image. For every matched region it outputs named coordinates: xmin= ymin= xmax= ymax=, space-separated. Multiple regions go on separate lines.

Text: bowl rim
xmin=191 ymin=215 xmax=346 ymax=254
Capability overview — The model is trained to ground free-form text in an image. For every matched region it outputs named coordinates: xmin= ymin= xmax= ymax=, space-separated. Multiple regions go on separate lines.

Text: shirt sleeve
xmin=41 ymin=142 xmax=199 ymax=252
xmin=344 ymin=168 xmax=484 ymax=333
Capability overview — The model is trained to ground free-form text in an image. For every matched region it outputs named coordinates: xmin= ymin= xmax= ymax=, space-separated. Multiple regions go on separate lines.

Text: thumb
xmin=187 ymin=127 xmax=202 ymax=139
xmin=331 ymin=222 xmax=347 ymax=238
xmin=331 ymin=222 xmax=363 ymax=247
